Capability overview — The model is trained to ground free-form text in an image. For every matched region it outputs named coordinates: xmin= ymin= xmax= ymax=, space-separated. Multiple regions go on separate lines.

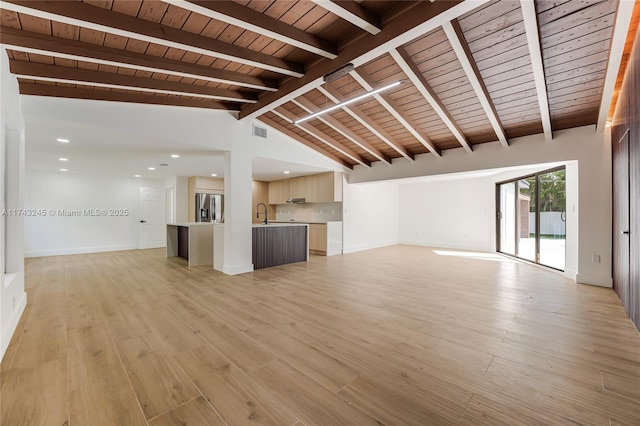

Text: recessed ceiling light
xmin=60 ymin=168 xmax=68 ymax=172
xmin=284 ymin=170 xmax=290 ymax=174
xmin=211 ymin=173 xmax=217 ymax=177
xmin=59 ymin=157 xmax=68 ymax=162
xmin=148 ymin=167 xmax=155 ymax=171
xmin=56 ymin=138 xmax=70 ymax=143
xmin=171 ymin=154 xmax=180 ymax=158
xmin=134 ymin=174 xmax=141 ymax=178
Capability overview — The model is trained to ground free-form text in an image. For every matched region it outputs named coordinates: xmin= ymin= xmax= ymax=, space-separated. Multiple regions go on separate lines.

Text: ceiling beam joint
xmin=1 ymin=0 xmax=304 ymax=77
xmin=311 ymin=0 xmax=381 ymax=35
xmin=291 ymin=96 xmax=391 ymax=165
xmin=161 ymin=0 xmax=338 ymax=59
xmin=351 ymin=69 xmax=441 ymax=158
xmin=391 ymin=47 xmax=472 ymax=153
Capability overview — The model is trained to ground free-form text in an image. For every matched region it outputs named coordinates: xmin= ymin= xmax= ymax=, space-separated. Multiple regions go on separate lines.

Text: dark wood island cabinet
xmin=252 ymin=223 xmax=308 ymax=270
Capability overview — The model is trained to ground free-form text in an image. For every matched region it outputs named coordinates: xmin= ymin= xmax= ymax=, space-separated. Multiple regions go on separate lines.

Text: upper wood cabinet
xmin=252 ymin=180 xmax=275 ymax=223
xmin=188 ymin=176 xmax=224 ymax=221
xmin=189 ymin=176 xmax=224 ymax=193
xmin=289 ymin=176 xmax=307 ymax=199
xmin=267 ymin=172 xmax=342 ymax=204
xmin=308 ymin=172 xmax=343 ymax=203
xmin=268 ymin=178 xmax=290 ymax=205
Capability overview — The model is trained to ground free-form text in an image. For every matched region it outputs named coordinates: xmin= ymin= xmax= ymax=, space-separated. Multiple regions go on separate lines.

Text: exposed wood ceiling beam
xmin=240 ymin=0 xmax=490 ymax=119
xmin=1 ymin=0 xmax=304 ymax=77
xmin=391 ymin=47 xmax=472 ymax=154
xmin=316 ymin=85 xmax=414 ymax=161
xmin=443 ymin=19 xmax=509 ymax=148
xmin=272 ymin=107 xmax=370 ymax=168
xmin=161 ymin=0 xmax=338 ymax=59
xmin=0 ymin=26 xmax=278 ymax=91
xmin=257 ymin=115 xmax=352 ymax=169
xmin=351 ymin=69 xmax=441 ymax=158
xmin=18 ymin=82 xmax=237 ymax=110
xmin=291 ymin=96 xmax=391 ymax=165
xmin=596 ymin=0 xmax=636 ymax=132
xmin=520 ymin=0 xmax=552 ymax=141
xmin=9 ymin=60 xmax=257 ymax=103
xmin=311 ymin=0 xmax=381 ymax=35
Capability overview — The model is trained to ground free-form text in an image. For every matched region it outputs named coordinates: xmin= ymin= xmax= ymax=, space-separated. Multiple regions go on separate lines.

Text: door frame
xmin=612 ymin=128 xmax=631 ymax=310
xmin=139 ymin=187 xmax=166 ymax=250
xmin=496 ymin=165 xmax=566 ymax=271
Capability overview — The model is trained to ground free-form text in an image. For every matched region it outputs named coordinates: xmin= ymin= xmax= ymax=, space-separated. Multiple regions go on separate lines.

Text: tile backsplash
xmin=275 ymin=202 xmax=343 ymax=222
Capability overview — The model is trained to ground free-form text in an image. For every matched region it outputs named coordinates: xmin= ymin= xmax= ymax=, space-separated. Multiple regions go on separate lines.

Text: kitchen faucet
xmin=256 ymin=203 xmax=268 ymax=224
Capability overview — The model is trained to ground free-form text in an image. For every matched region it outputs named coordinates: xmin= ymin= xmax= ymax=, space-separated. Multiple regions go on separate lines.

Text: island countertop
xmin=167 ymin=222 xmax=216 ymax=227
xmin=252 ymin=222 xmax=308 ymax=228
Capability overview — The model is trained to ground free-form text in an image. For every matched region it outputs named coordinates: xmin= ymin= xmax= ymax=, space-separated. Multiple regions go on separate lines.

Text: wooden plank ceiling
xmin=0 ymin=0 xmax=636 ymax=169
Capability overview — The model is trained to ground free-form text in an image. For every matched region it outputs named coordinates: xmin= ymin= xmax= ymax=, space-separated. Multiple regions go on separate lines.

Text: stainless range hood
xmin=286 ymin=198 xmax=306 ymax=204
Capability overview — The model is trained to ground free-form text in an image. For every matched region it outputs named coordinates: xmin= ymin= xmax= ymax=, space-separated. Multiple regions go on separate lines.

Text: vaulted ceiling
xmin=1 ymin=0 xmax=638 ymax=169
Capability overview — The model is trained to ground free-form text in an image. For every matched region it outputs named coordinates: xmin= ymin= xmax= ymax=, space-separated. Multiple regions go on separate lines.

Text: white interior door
xmin=139 ymin=187 xmax=165 ymax=249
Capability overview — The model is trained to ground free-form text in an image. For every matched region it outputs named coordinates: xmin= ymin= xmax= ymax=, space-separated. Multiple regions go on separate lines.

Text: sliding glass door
xmin=498 ymin=182 xmax=516 ymax=256
xmin=538 ymin=169 xmax=566 ymax=270
xmin=497 ymin=167 xmax=565 ymax=270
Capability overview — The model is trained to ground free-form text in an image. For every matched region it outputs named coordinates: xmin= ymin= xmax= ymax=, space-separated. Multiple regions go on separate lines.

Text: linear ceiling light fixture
xmin=293 ymin=80 xmax=401 ymax=124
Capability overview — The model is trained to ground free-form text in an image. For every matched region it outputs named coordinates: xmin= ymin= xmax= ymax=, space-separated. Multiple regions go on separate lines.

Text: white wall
xmin=349 ymin=126 xmax=612 ymax=287
xmin=0 ymin=51 xmax=27 ymax=362
xmin=343 ymin=180 xmax=399 ymax=253
xmin=275 ymin=202 xmax=343 ymax=222
xmin=24 ymin=170 xmax=164 ymax=257
xmin=164 ymin=176 xmax=188 ymax=223
xmin=22 ymin=97 xmax=348 ymax=274
xmin=399 ymin=177 xmax=495 ymax=252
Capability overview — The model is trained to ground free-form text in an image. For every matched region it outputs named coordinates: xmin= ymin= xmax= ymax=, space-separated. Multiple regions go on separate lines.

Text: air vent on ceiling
xmin=252 ymin=124 xmax=267 ymax=139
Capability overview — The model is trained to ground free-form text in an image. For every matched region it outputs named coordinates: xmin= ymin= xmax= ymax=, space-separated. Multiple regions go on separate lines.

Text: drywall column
xmin=222 ymin=151 xmax=253 ymax=275
xmin=0 ymin=50 xmax=27 ymax=362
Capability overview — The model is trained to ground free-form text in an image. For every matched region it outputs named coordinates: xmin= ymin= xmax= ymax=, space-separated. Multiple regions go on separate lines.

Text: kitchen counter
xmin=166 ymin=223 xmax=214 ymax=266
xmin=270 ymin=220 xmax=340 ymax=224
xmin=167 ymin=222 xmax=217 ymax=227
xmin=253 ymin=222 xmax=309 ymax=227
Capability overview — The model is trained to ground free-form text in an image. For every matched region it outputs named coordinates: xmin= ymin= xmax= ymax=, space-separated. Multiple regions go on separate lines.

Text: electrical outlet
xmin=332 ymin=209 xmax=335 ymax=214
xmin=12 ymin=296 xmax=16 ymax=308
xmin=592 ymin=254 xmax=600 ymax=263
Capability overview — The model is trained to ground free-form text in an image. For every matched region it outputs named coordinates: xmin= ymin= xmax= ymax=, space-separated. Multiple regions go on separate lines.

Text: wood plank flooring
xmin=2 ymin=245 xmax=639 ymax=425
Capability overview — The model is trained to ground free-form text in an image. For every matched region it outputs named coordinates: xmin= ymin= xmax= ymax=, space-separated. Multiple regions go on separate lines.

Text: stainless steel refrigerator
xmin=195 ymin=193 xmax=224 ymax=223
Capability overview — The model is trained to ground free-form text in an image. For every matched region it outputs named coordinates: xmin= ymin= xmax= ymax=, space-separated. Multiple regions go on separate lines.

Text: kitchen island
xmin=166 ymin=222 xmax=214 ymax=267
xmin=252 ymin=223 xmax=308 ymax=270
xmin=271 ymin=220 xmax=342 ymax=256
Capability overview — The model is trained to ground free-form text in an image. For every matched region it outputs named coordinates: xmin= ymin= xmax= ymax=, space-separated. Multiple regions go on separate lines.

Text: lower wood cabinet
xmin=309 ymin=224 xmax=327 ymax=254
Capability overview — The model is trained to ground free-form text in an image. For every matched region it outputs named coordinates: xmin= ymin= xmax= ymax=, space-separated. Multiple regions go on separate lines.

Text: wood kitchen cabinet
xmin=267 ymin=172 xmax=342 ymax=204
xmin=309 ymin=224 xmax=327 ymax=254
xmin=268 ymin=178 xmax=290 ymax=204
xmin=188 ymin=176 xmax=224 ymax=221
xmin=289 ymin=176 xmax=307 ymax=199
xmin=252 ymin=180 xmax=275 ymax=223
xmin=307 ymin=172 xmax=343 ymax=203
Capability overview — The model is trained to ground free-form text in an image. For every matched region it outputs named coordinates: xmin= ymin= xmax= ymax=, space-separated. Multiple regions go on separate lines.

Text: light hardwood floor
xmin=2 ymin=245 xmax=639 ymax=425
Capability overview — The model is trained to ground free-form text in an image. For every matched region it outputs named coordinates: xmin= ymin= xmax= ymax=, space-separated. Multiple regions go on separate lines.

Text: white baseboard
xmin=0 ymin=291 xmax=27 ymax=364
xmin=399 ymin=239 xmax=492 ymax=252
xmin=343 ymin=240 xmax=398 ymax=254
xmin=564 ymin=268 xmax=578 ymax=281
xmin=223 ymin=263 xmax=254 ymax=275
xmin=25 ymin=244 xmax=139 ymax=258
xmin=576 ymin=273 xmax=613 ymax=288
